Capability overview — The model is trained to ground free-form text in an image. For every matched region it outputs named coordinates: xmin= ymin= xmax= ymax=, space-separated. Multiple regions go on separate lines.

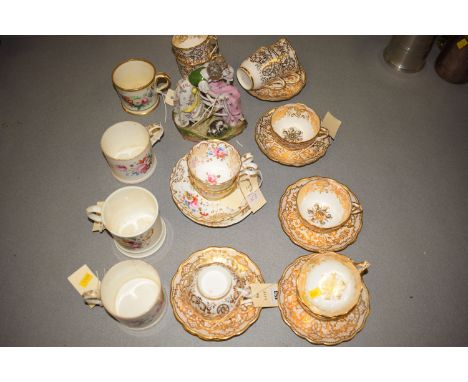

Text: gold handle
xmin=153 ymin=72 xmax=171 ymax=93
xmin=351 ymin=201 xmax=363 ymax=215
xmin=207 ymin=35 xmax=219 ymax=59
xmin=354 ymin=260 xmax=370 ymax=274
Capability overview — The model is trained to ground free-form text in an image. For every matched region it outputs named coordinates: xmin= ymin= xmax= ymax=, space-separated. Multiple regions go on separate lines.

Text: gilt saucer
xmin=247 ymin=67 xmax=306 ymax=101
xmin=255 ymin=108 xmax=331 ymax=166
xmin=278 ymin=254 xmax=370 ymax=345
xmin=170 ymin=155 xmax=260 ymax=227
xmin=170 ymin=247 xmax=264 ymax=341
xmin=279 ymin=177 xmax=363 ymax=252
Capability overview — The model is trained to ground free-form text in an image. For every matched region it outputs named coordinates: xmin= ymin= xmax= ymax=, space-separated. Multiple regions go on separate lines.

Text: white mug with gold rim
xmin=86 ymin=186 xmax=166 ymax=258
xmin=101 ymin=121 xmax=163 ymax=184
xmin=112 ymin=58 xmax=171 ymax=116
xmin=83 ymin=260 xmax=166 ymax=330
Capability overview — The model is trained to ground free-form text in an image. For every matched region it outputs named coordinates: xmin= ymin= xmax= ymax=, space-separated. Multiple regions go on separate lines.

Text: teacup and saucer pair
xmin=255 ymin=103 xmax=331 ymax=166
xmin=170 ymin=247 xmax=264 ymax=340
xmin=278 ymin=251 xmax=370 ymax=345
xmin=170 ymin=140 xmax=263 ymax=227
xmin=279 ymin=176 xmax=363 ymax=252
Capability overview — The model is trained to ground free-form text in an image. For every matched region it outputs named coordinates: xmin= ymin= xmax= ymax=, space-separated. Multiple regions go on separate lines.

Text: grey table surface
xmin=0 ymin=36 xmax=467 ymax=347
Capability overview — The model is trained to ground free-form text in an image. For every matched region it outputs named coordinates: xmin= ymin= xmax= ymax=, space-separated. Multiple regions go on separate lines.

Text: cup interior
xmin=297 ymin=253 xmax=362 ymax=318
xmin=103 ymin=187 xmax=158 ymax=237
xmin=297 ymin=179 xmax=352 ymax=230
xmin=172 ymin=35 xmax=208 ymax=49
xmin=101 ymin=121 xmax=149 ymax=160
xmin=236 ymin=67 xmax=254 ymax=91
xmin=101 ymin=260 xmax=162 ymax=319
xmin=196 ymin=264 xmax=233 ymax=300
xmin=113 ymin=60 xmax=155 ymax=90
xmin=187 ymin=141 xmax=241 ymax=186
xmin=271 ymin=104 xmax=320 ymax=144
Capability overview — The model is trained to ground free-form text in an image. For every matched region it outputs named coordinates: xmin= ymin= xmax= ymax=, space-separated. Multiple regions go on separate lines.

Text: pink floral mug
xmin=101 ymin=121 xmax=163 ymax=184
xmin=86 ymin=186 xmax=166 ymax=258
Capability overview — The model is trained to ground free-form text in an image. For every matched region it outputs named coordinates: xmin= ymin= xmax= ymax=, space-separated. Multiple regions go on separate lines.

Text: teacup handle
xmin=265 ymin=76 xmax=286 ymax=90
xmin=83 ymin=289 xmax=103 ymax=307
xmin=153 ymin=72 xmax=171 ymax=93
xmin=207 ymin=35 xmax=219 ymax=59
xmin=317 ymin=126 xmax=329 ymax=140
xmin=86 ymin=204 xmax=104 ymax=224
xmin=146 ymin=123 xmax=164 ymax=145
xmin=351 ymin=201 xmax=363 ymax=215
xmin=240 ymin=153 xmax=263 ymax=187
xmin=354 ymin=260 xmax=370 ymax=274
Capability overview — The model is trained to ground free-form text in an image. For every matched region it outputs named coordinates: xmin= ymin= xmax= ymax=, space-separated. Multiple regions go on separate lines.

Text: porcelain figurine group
xmin=79 ymin=36 xmax=370 ymax=346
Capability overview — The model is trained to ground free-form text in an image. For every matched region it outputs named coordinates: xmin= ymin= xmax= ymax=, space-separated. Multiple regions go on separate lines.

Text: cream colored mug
xmin=112 ymin=58 xmax=171 ymax=116
xmin=86 ymin=186 xmax=166 ymax=258
xmin=83 ymin=260 xmax=166 ymax=330
xmin=101 ymin=121 xmax=163 ymax=184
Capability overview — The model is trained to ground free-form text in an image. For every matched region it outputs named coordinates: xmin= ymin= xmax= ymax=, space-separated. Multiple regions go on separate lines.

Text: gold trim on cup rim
xmin=112 ymin=58 xmax=158 ymax=92
xmin=237 ymin=66 xmax=255 ymax=90
xmin=171 ymin=35 xmax=211 ymax=50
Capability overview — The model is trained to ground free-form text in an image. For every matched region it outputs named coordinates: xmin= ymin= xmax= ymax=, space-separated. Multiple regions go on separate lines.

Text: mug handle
xmin=207 ymin=35 xmax=219 ymax=59
xmin=153 ymin=72 xmax=171 ymax=93
xmin=351 ymin=201 xmax=363 ymax=215
xmin=317 ymin=126 xmax=329 ymax=140
xmin=240 ymin=153 xmax=263 ymax=187
xmin=83 ymin=289 xmax=103 ymax=307
xmin=146 ymin=123 xmax=164 ymax=145
xmin=354 ymin=260 xmax=370 ymax=274
xmin=86 ymin=204 xmax=104 ymax=224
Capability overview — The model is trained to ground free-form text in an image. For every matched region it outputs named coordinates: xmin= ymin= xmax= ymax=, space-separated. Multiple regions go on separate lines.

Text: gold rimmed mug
xmin=296 ymin=178 xmax=362 ymax=233
xmin=270 ymin=103 xmax=328 ymax=150
xmin=296 ymin=252 xmax=369 ymax=320
xmin=186 ymin=140 xmax=262 ymax=201
xmin=172 ymin=35 xmax=219 ymax=77
xmin=112 ymin=58 xmax=171 ymax=116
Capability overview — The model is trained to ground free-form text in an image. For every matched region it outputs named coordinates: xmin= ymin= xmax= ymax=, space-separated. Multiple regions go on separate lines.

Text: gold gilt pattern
xmin=282 ymin=127 xmax=303 ymax=142
xmin=248 ymin=67 xmax=306 ymax=101
xmin=278 ymin=254 xmax=370 ymax=345
xmin=172 ymin=36 xmax=219 ymax=77
xmin=279 ymin=177 xmax=363 ymax=252
xmin=256 ymin=110 xmax=331 ymax=167
xmin=171 ymin=247 xmax=264 ymax=341
xmin=308 ymin=204 xmax=332 ymax=226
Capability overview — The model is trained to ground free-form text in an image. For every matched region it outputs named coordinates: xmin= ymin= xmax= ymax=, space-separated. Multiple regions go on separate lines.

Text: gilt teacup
xmin=271 ymin=103 xmax=327 ymax=150
xmin=237 ymin=38 xmax=300 ymax=91
xmin=187 ymin=140 xmax=261 ymax=200
xmin=112 ymin=58 xmax=171 ymax=115
xmin=296 ymin=252 xmax=369 ymax=319
xmin=86 ymin=186 xmax=166 ymax=258
xmin=296 ymin=178 xmax=362 ymax=232
xmin=83 ymin=260 xmax=166 ymax=329
xmin=101 ymin=121 xmax=163 ymax=184
xmin=172 ymin=35 xmax=219 ymax=77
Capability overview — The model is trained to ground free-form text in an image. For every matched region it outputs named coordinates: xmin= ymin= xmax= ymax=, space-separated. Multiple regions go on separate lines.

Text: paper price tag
xmin=457 ymin=38 xmax=468 ymax=50
xmin=239 ymin=176 xmax=266 ymax=213
xmin=250 ymin=283 xmax=278 ymax=308
xmin=68 ymin=265 xmax=100 ymax=308
xmin=322 ymin=112 xmax=342 ymax=139
xmin=165 ymin=89 xmax=175 ymax=106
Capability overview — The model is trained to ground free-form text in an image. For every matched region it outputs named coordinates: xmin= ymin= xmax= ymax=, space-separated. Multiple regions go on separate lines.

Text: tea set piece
xmin=171 ymin=246 xmax=264 ymax=341
xmin=277 ymin=252 xmax=370 ymax=345
xmin=112 ymin=58 xmax=171 ymax=116
xmin=255 ymin=104 xmax=331 ymax=166
xmin=101 ymin=121 xmax=164 ymax=184
xmin=86 ymin=186 xmax=167 ymax=258
xmin=169 ymin=140 xmax=263 ymax=227
xmin=236 ymin=38 xmax=306 ymax=102
xmin=279 ymin=177 xmax=363 ymax=252
xmin=172 ymin=55 xmax=247 ymax=142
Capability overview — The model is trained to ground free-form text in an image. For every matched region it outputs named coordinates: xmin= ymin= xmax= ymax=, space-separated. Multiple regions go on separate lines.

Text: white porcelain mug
xmin=83 ymin=260 xmax=166 ymax=330
xmin=101 ymin=121 xmax=163 ymax=184
xmin=237 ymin=38 xmax=300 ymax=91
xmin=86 ymin=187 xmax=166 ymax=258
xmin=112 ymin=58 xmax=171 ymax=116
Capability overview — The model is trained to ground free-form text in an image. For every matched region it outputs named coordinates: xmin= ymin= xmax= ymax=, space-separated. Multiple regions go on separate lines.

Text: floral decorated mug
xmin=186 ymin=140 xmax=262 ymax=200
xmin=101 ymin=121 xmax=163 ymax=184
xmin=172 ymin=35 xmax=219 ymax=77
xmin=83 ymin=260 xmax=166 ymax=330
xmin=112 ymin=59 xmax=171 ymax=115
xmin=86 ymin=186 xmax=166 ymax=258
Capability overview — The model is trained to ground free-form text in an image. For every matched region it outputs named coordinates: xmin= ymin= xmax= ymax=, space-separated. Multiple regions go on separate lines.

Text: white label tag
xmin=250 ymin=283 xmax=278 ymax=307
xmin=67 ymin=265 xmax=100 ymax=308
xmin=165 ymin=89 xmax=175 ymax=106
xmin=322 ymin=112 xmax=342 ymax=139
xmin=239 ymin=176 xmax=266 ymax=213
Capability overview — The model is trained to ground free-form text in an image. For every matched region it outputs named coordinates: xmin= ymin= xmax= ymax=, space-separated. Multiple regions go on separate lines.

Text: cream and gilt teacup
xmin=237 ymin=38 xmax=300 ymax=91
xmin=172 ymin=35 xmax=219 ymax=77
xmin=83 ymin=260 xmax=165 ymax=330
xmin=270 ymin=103 xmax=328 ymax=150
xmin=101 ymin=121 xmax=163 ymax=184
xmin=186 ymin=140 xmax=262 ymax=200
xmin=86 ymin=186 xmax=166 ymax=258
xmin=112 ymin=59 xmax=171 ymax=115
xmin=296 ymin=252 xmax=369 ymax=319
xmin=296 ymin=178 xmax=362 ymax=232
